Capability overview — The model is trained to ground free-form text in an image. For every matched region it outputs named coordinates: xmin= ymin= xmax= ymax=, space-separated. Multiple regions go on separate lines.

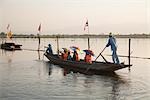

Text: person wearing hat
xmin=84 ymin=53 xmax=92 ymax=63
xmin=67 ymin=50 xmax=72 ymax=60
xmin=106 ymin=32 xmax=120 ymax=64
xmin=63 ymin=49 xmax=68 ymax=60
xmin=72 ymin=50 xmax=79 ymax=61
xmin=46 ymin=44 xmax=53 ymax=54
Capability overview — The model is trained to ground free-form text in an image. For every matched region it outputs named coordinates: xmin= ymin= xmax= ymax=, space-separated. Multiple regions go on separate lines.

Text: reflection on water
xmin=0 ymin=38 xmax=150 ymax=99
xmin=46 ymin=63 xmax=129 ymax=100
xmin=0 ymin=50 xmax=14 ymax=63
xmin=37 ymin=51 xmax=40 ymax=60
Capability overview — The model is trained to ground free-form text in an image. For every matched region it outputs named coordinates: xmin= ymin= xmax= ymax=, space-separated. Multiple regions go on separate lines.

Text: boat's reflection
xmin=45 ymin=64 xmax=128 ymax=100
xmin=44 ymin=62 xmax=128 ymax=99
xmin=109 ymin=75 xmax=128 ymax=100
xmin=67 ymin=67 xmax=127 ymax=100
xmin=46 ymin=63 xmax=123 ymax=77
xmin=62 ymin=65 xmax=118 ymax=76
xmin=0 ymin=49 xmax=14 ymax=63
xmin=37 ymin=50 xmax=40 ymax=60
xmin=48 ymin=65 xmax=52 ymax=75
xmin=42 ymin=61 xmax=52 ymax=76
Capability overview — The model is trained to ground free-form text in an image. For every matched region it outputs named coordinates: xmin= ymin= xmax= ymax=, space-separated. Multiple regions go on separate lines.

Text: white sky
xmin=0 ymin=0 xmax=150 ymax=34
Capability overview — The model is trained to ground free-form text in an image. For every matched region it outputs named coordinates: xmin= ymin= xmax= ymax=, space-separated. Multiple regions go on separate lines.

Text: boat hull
xmin=44 ymin=53 xmax=131 ymax=75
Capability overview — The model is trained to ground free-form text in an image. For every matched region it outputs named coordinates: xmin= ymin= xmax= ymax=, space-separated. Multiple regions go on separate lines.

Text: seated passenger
xmin=59 ymin=51 xmax=63 ymax=59
xmin=72 ymin=50 xmax=79 ymax=61
xmin=84 ymin=53 xmax=92 ymax=63
xmin=67 ymin=51 xmax=72 ymax=60
xmin=46 ymin=44 xmax=53 ymax=54
xmin=63 ymin=49 xmax=68 ymax=60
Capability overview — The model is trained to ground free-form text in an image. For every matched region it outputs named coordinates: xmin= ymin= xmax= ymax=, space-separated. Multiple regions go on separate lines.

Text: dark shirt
xmin=46 ymin=46 xmax=53 ymax=54
xmin=106 ymin=36 xmax=117 ymax=51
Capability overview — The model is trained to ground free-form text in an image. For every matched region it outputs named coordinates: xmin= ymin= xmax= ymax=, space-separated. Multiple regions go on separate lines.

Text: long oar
xmin=106 ymin=54 xmax=150 ymax=59
xmin=100 ymin=53 xmax=108 ymax=63
xmin=94 ymin=46 xmax=106 ymax=61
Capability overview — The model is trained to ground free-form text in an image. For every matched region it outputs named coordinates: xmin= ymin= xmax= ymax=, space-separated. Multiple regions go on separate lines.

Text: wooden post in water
xmin=88 ymin=37 xmax=90 ymax=50
xmin=38 ymin=50 xmax=40 ymax=60
xmin=128 ymin=38 xmax=131 ymax=70
xmin=87 ymin=20 xmax=90 ymax=50
xmin=37 ymin=33 xmax=40 ymax=51
xmin=37 ymin=23 xmax=41 ymax=51
xmin=56 ymin=36 xmax=59 ymax=55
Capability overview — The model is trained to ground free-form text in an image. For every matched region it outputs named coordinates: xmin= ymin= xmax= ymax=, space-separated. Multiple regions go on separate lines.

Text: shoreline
xmin=0 ymin=34 xmax=150 ymax=38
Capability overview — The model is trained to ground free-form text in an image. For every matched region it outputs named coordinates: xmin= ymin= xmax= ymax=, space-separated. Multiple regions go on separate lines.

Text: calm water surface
xmin=0 ymin=38 xmax=150 ymax=100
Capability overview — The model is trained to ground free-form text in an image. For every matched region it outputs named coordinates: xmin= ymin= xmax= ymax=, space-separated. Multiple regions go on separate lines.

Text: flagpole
xmin=87 ymin=20 xmax=90 ymax=50
xmin=56 ymin=36 xmax=59 ymax=55
xmin=84 ymin=19 xmax=90 ymax=50
xmin=6 ymin=24 xmax=11 ymax=42
xmin=37 ymin=24 xmax=41 ymax=51
xmin=37 ymin=33 xmax=40 ymax=51
xmin=6 ymin=24 xmax=9 ymax=42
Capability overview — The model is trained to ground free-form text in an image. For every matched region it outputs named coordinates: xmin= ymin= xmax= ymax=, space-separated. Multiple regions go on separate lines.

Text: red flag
xmin=38 ymin=24 xmax=41 ymax=32
xmin=84 ymin=20 xmax=88 ymax=31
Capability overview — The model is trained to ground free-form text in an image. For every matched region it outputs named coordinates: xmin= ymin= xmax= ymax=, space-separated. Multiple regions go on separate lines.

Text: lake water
xmin=0 ymin=38 xmax=150 ymax=100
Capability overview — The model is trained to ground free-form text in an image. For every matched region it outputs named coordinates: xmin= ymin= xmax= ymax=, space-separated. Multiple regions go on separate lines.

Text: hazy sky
xmin=0 ymin=0 xmax=150 ymax=34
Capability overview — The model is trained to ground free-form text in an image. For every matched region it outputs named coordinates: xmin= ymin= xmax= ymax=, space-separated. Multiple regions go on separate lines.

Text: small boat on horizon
xmin=0 ymin=24 xmax=22 ymax=51
xmin=0 ymin=42 xmax=22 ymax=51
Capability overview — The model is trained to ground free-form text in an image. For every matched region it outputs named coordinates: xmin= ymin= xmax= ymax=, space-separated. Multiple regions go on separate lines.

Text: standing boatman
xmin=106 ymin=32 xmax=120 ymax=64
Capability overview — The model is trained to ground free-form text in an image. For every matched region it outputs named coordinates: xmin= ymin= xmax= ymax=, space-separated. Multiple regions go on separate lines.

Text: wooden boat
xmin=0 ymin=42 xmax=22 ymax=51
xmin=0 ymin=24 xmax=22 ymax=51
xmin=44 ymin=22 xmax=132 ymax=75
xmin=44 ymin=52 xmax=132 ymax=75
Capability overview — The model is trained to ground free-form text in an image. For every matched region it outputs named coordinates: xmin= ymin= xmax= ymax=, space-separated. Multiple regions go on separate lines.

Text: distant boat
xmin=0 ymin=25 xmax=22 ymax=51
xmin=44 ymin=53 xmax=131 ymax=75
xmin=1 ymin=42 xmax=22 ymax=51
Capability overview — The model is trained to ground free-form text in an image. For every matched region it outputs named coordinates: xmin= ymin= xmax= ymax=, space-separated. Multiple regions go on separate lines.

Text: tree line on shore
xmin=0 ymin=32 xmax=150 ymax=38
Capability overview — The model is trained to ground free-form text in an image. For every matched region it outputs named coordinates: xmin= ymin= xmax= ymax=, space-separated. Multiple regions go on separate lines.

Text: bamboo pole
xmin=87 ymin=21 xmax=90 ymax=50
xmin=88 ymin=37 xmax=90 ymax=50
xmin=37 ymin=33 xmax=40 ymax=51
xmin=56 ymin=36 xmax=59 ymax=55
xmin=128 ymin=38 xmax=131 ymax=70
